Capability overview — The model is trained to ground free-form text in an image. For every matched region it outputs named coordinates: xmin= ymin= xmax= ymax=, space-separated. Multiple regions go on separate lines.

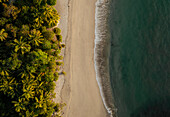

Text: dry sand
xmin=53 ymin=0 xmax=68 ymax=104
xmin=55 ymin=0 xmax=108 ymax=117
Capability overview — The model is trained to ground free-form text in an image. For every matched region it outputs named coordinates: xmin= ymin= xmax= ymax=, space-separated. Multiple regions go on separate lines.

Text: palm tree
xmin=12 ymin=98 xmax=26 ymax=112
xmin=22 ymin=84 xmax=35 ymax=100
xmin=21 ymin=77 xmax=38 ymax=100
xmin=0 ymin=29 xmax=8 ymax=41
xmin=0 ymin=77 xmax=16 ymax=98
xmin=34 ymin=90 xmax=45 ymax=108
xmin=34 ymin=16 xmax=44 ymax=28
xmin=11 ymin=36 xmax=31 ymax=54
xmin=28 ymin=29 xmax=44 ymax=46
xmin=41 ymin=6 xmax=60 ymax=27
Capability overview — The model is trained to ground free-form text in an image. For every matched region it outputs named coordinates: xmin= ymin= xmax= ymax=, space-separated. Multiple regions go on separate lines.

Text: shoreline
xmin=94 ymin=0 xmax=117 ymax=117
xmin=60 ymin=0 xmax=108 ymax=117
xmin=54 ymin=0 xmax=116 ymax=117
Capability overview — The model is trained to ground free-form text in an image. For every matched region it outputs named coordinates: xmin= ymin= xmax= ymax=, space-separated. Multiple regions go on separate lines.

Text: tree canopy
xmin=0 ymin=0 xmax=64 ymax=116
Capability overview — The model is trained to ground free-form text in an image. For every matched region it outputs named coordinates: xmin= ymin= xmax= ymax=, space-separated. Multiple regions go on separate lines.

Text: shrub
xmin=61 ymin=44 xmax=65 ymax=48
xmin=56 ymin=55 xmax=63 ymax=60
xmin=43 ymin=40 xmax=52 ymax=50
xmin=55 ymin=49 xmax=61 ymax=54
xmin=43 ymin=30 xmax=55 ymax=40
xmin=56 ymin=61 xmax=63 ymax=66
xmin=61 ymin=71 xmax=66 ymax=75
xmin=53 ymin=27 xmax=61 ymax=35
xmin=51 ymin=43 xmax=58 ymax=49
xmin=54 ymin=72 xmax=59 ymax=80
xmin=56 ymin=35 xmax=62 ymax=42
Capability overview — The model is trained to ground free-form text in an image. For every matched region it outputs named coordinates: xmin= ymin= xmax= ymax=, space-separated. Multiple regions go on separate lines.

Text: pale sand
xmin=55 ymin=0 xmax=108 ymax=117
xmin=53 ymin=0 xmax=69 ymax=104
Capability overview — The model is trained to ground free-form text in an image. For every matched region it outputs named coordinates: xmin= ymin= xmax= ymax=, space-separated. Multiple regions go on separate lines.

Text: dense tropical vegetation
xmin=0 ymin=0 xmax=65 ymax=116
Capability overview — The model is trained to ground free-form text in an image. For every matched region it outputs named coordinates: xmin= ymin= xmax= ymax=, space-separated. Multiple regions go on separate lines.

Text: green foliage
xmin=56 ymin=61 xmax=63 ymax=66
xmin=41 ymin=6 xmax=60 ymax=28
xmin=18 ymin=25 xmax=29 ymax=37
xmin=32 ymin=0 xmax=43 ymax=6
xmin=2 ymin=3 xmax=20 ymax=20
xmin=61 ymin=44 xmax=65 ymax=48
xmin=0 ymin=18 xmax=8 ymax=26
xmin=56 ymin=55 xmax=63 ymax=60
xmin=0 ymin=29 xmax=8 ymax=41
xmin=54 ymin=49 xmax=61 ymax=55
xmin=11 ymin=37 xmax=31 ymax=54
xmin=51 ymin=43 xmax=57 ymax=49
xmin=0 ymin=77 xmax=16 ymax=97
xmin=43 ymin=30 xmax=55 ymax=40
xmin=61 ymin=71 xmax=66 ymax=75
xmin=5 ymin=24 xmax=18 ymax=37
xmin=47 ymin=0 xmax=57 ymax=6
xmin=0 ymin=1 xmax=64 ymax=117
xmin=28 ymin=29 xmax=44 ymax=47
xmin=53 ymin=27 xmax=61 ymax=35
xmin=56 ymin=35 xmax=62 ymax=42
xmin=43 ymin=40 xmax=51 ymax=50
xmin=41 ymin=26 xmax=47 ymax=33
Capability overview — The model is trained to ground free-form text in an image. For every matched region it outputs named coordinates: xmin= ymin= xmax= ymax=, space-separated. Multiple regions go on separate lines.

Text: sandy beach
xmin=53 ymin=0 xmax=68 ymax=104
xmin=55 ymin=0 xmax=108 ymax=117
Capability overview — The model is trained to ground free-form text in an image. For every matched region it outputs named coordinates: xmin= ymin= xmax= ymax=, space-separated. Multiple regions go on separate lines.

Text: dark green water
xmin=109 ymin=0 xmax=170 ymax=117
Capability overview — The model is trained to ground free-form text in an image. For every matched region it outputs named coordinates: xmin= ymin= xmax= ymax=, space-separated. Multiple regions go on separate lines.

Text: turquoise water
xmin=109 ymin=0 xmax=170 ymax=117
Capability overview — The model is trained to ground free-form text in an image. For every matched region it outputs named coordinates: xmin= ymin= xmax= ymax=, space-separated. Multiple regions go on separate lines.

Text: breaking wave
xmin=94 ymin=0 xmax=117 ymax=117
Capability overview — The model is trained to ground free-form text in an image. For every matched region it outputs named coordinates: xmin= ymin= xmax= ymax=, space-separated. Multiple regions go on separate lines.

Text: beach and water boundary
xmin=57 ymin=0 xmax=170 ymax=117
xmin=94 ymin=0 xmax=117 ymax=117
xmin=58 ymin=0 xmax=115 ymax=116
xmin=96 ymin=0 xmax=170 ymax=117
xmin=60 ymin=0 xmax=108 ymax=117
xmin=58 ymin=0 xmax=170 ymax=116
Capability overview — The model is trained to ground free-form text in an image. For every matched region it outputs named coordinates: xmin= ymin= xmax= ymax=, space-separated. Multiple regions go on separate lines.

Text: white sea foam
xmin=94 ymin=0 xmax=117 ymax=117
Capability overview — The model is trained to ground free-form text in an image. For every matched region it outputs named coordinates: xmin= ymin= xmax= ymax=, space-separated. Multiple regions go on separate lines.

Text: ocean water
xmin=95 ymin=0 xmax=170 ymax=117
